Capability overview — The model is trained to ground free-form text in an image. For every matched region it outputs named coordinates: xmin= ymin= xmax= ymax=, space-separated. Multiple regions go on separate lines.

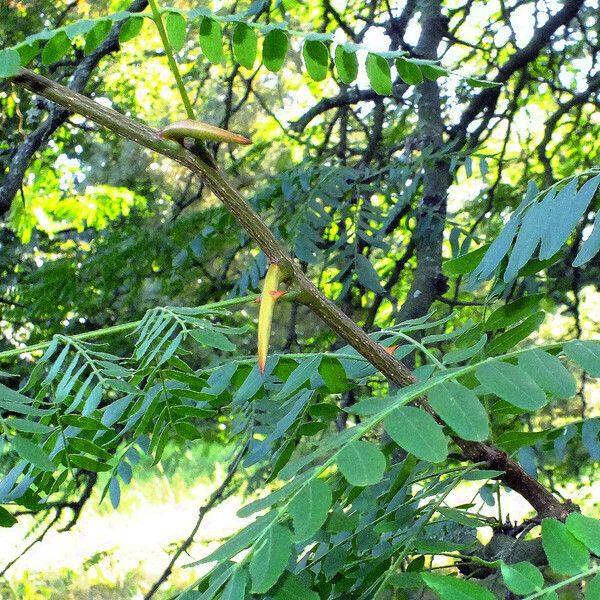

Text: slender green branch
xmin=522 ymin=565 xmax=600 ymax=599
xmin=148 ymin=0 xmax=195 ymax=120
xmin=395 ymin=331 xmax=445 ymax=369
xmin=0 ymin=293 xmax=260 ymax=362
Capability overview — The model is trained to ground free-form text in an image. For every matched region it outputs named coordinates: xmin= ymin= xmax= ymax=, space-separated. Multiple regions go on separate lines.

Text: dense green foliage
xmin=1 ymin=0 xmax=600 ymax=599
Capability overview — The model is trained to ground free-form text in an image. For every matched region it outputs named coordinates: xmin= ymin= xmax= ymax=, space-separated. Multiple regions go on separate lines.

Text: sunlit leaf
xmin=165 ymin=11 xmax=187 ymax=52
xmin=396 ymin=58 xmax=423 ymax=85
xmin=42 ymin=31 xmax=71 ymax=65
xmin=334 ymin=45 xmax=358 ymax=84
xmin=233 ymin=23 xmax=257 ymax=69
xmin=262 ymin=29 xmax=288 ymax=72
xmin=366 ymin=53 xmax=392 ymax=95
xmin=303 ymin=40 xmax=329 ymax=81
xmin=199 ymin=17 xmax=223 ymax=64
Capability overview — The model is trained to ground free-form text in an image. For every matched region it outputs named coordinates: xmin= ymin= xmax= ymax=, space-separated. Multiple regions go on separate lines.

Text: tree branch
xmin=11 ymin=67 xmax=574 ymax=519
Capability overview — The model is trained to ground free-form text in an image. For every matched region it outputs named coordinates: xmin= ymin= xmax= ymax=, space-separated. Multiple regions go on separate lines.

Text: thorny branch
xmin=11 ymin=66 xmax=575 ymax=520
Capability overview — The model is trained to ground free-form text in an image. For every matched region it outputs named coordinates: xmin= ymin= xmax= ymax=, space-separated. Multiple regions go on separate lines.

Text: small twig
xmin=144 ymin=443 xmax=248 ymax=599
xmin=0 ymin=510 xmax=62 ymax=577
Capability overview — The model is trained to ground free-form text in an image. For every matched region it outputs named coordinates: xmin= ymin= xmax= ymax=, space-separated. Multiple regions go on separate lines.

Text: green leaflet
xmin=396 ymin=58 xmax=423 ymax=85
xmin=12 ymin=436 xmax=55 ymax=472
xmin=422 ymin=573 xmax=496 ymax=600
xmin=384 ymin=406 xmax=448 ymax=462
xmin=428 ymin=381 xmax=489 ymax=441
xmin=249 ymin=524 xmax=292 ymax=593
xmin=262 ymin=29 xmax=288 ymax=72
xmin=540 ymin=175 xmax=600 ymax=259
xmin=69 ymin=455 xmax=113 ymax=472
xmin=518 ymin=349 xmax=576 ymax=400
xmin=485 ymin=311 xmax=545 ymax=355
xmin=542 ymin=518 xmax=589 ymax=576
xmin=273 ymin=573 xmax=319 ymax=600
xmin=187 ymin=512 xmax=278 ymax=567
xmin=233 ymin=23 xmax=257 ymax=69
xmin=355 ymin=254 xmax=386 ymax=295
xmin=566 ymin=512 xmax=600 ymax=554
xmin=336 ymin=440 xmax=386 ymax=486
xmin=334 ymin=45 xmax=358 ymax=84
xmin=165 ymin=11 xmax=187 ymax=52
xmin=366 ymin=53 xmax=392 ymax=95
xmin=288 ymin=479 xmax=332 ymax=541
xmin=586 ymin=574 xmax=600 ymax=600
xmin=189 ymin=327 xmax=235 ymax=352
xmin=473 ymin=211 xmax=521 ymax=280
xmin=42 ymin=31 xmax=71 ymax=64
xmin=563 ymin=340 xmax=600 ymax=377
xmin=303 ymin=40 xmax=329 ymax=81
xmin=0 ymin=49 xmax=21 ymax=80
xmin=119 ymin=17 xmax=144 ymax=43
xmin=6 ymin=418 xmax=53 ymax=435
xmin=221 ymin=568 xmax=247 ymax=600
xmin=199 ymin=17 xmax=223 ymax=64
xmin=476 ymin=361 xmax=547 ymax=410
xmin=484 ymin=294 xmax=544 ymax=331
xmin=574 ymin=207 xmax=600 ymax=267
xmin=84 ymin=19 xmax=112 ymax=54
xmin=496 ymin=430 xmax=549 ymax=453
xmin=500 ymin=561 xmax=544 ymax=595
xmin=0 ymin=506 xmax=17 ymax=528
xmin=443 ymin=244 xmax=489 ymax=276
xmin=318 ymin=356 xmax=349 ymax=393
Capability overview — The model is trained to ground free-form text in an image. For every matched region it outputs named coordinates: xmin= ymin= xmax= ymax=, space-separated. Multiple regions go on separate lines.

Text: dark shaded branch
xmin=536 ymin=72 xmax=600 ymax=186
xmin=450 ymin=0 xmax=585 ymax=147
xmin=291 ymin=86 xmax=406 ymax=133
